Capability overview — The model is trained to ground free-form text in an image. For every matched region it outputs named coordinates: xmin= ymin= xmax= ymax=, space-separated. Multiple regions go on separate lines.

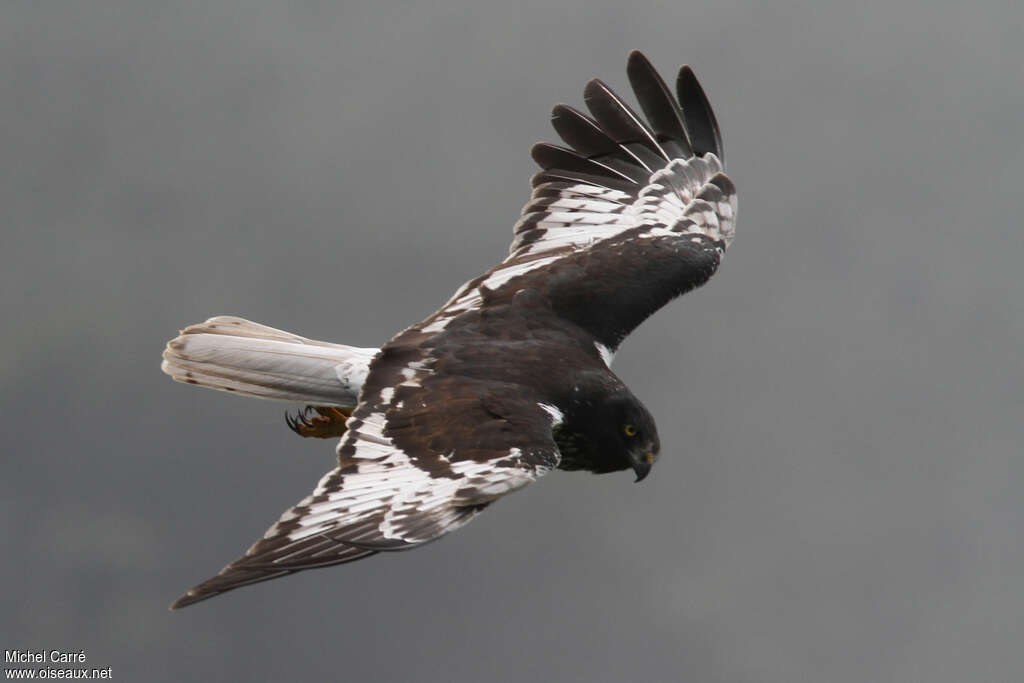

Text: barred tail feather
xmin=161 ymin=316 xmax=377 ymax=407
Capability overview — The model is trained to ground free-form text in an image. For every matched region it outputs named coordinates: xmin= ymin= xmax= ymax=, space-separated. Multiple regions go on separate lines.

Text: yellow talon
xmin=286 ymin=406 xmax=352 ymax=439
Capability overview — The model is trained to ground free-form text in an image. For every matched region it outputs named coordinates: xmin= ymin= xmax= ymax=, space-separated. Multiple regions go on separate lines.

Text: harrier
xmin=162 ymin=51 xmax=735 ymax=608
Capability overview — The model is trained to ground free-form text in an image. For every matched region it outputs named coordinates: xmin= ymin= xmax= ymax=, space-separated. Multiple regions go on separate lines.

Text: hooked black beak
xmin=629 ymin=447 xmax=657 ymax=483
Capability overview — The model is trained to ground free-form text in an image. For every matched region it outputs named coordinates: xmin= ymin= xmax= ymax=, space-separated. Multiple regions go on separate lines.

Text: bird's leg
xmin=286 ymin=406 xmax=352 ymax=439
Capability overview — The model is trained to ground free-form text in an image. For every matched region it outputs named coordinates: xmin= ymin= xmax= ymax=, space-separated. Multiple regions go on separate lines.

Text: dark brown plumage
xmin=164 ymin=51 xmax=735 ymax=609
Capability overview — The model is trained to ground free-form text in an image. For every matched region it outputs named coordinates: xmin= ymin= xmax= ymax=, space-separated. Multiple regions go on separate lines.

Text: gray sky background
xmin=2 ymin=1 xmax=1022 ymax=681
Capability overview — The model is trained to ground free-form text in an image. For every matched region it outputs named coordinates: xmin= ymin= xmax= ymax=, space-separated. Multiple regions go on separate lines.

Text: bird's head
xmin=554 ymin=388 xmax=660 ymax=482
xmin=602 ymin=392 xmax=660 ymax=481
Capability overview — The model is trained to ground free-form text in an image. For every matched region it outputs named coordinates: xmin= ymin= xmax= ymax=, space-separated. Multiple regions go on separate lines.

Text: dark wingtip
xmin=581 ymin=78 xmax=611 ymax=107
xmin=530 ymin=51 xmax=724 ymax=187
xmin=626 ymin=51 xmax=693 ymax=159
xmin=625 ymin=52 xmax=655 ymax=94
xmin=168 ymin=591 xmax=202 ymax=610
xmin=530 ymin=142 xmax=568 ymax=169
xmin=531 ymin=141 xmax=640 ymax=183
xmin=626 ymin=49 xmax=653 ymax=73
xmin=582 ymin=76 xmax=668 ymax=163
xmin=550 ymin=103 xmax=622 ymax=159
xmin=676 ymin=65 xmax=724 ymax=162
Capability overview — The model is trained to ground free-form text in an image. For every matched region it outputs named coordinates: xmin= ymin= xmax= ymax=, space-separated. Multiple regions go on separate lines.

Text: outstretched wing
xmin=170 ymin=51 xmax=732 ymax=608
xmin=422 ymin=51 xmax=735 ymax=351
xmin=170 ymin=370 xmax=560 ymax=609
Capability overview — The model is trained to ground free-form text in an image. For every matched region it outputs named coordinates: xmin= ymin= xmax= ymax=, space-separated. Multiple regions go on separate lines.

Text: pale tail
xmin=161 ymin=316 xmax=377 ymax=407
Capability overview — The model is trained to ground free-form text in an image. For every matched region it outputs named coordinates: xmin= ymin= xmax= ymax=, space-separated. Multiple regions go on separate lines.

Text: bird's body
xmin=162 ymin=51 xmax=735 ymax=608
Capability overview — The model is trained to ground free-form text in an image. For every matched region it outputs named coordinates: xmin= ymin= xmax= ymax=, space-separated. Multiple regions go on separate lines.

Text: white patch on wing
xmin=450 ymin=453 xmax=549 ymax=501
xmin=417 ymin=155 xmax=734 ymax=343
xmin=479 ymin=254 xmax=563 ymax=292
xmin=330 ymin=411 xmax=396 ymax=463
xmin=537 ymin=403 xmax=564 ymax=427
xmin=508 ymin=154 xmax=734 ymax=262
xmin=398 ymin=360 xmax=432 ymax=387
xmin=510 ymin=183 xmax=637 ymax=259
xmin=283 ymin=417 xmax=427 ymax=543
xmin=421 ymin=315 xmax=454 ymax=334
xmin=595 ymin=342 xmax=615 ymax=368
xmin=422 ymin=253 xmax=562 ymax=335
xmin=275 ymin=409 xmax=552 ymax=547
xmin=635 ymin=156 xmax=736 ymax=246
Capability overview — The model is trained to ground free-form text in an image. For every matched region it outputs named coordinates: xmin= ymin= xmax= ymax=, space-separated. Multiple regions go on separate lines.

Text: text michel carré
xmin=6 ymin=650 xmax=86 ymax=664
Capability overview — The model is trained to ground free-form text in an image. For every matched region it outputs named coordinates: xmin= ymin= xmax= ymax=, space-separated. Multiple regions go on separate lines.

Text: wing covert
xmin=420 ymin=51 xmax=735 ymax=350
xmin=170 ymin=370 xmax=560 ymax=609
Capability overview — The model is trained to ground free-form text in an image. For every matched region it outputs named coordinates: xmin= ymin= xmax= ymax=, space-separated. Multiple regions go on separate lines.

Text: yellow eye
xmin=624 ymin=424 xmax=638 ymax=437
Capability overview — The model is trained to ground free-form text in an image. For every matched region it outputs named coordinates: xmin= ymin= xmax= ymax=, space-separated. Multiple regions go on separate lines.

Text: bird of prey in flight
xmin=162 ymin=51 xmax=735 ymax=608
